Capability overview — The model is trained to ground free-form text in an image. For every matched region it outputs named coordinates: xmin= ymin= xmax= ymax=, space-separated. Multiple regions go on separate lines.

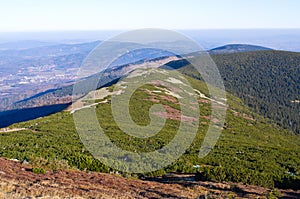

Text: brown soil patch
xmin=199 ymin=99 xmax=210 ymax=104
xmin=201 ymin=116 xmax=211 ymax=120
xmin=160 ymin=95 xmax=178 ymax=104
xmin=0 ymin=158 xmax=198 ymax=198
xmin=0 ymin=158 xmax=299 ymax=198
xmin=233 ymin=110 xmax=255 ymax=121
xmin=145 ymin=96 xmax=160 ymax=103
xmin=153 ymin=105 xmax=197 ymax=124
xmin=212 ymin=105 xmax=227 ymax=109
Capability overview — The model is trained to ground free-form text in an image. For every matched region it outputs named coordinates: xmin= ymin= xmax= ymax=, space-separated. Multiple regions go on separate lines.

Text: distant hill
xmin=0 ymin=40 xmax=59 ymax=50
xmin=0 ymin=41 xmax=101 ymax=76
xmin=0 ymin=41 xmax=101 ymax=58
xmin=209 ymin=44 xmax=273 ymax=54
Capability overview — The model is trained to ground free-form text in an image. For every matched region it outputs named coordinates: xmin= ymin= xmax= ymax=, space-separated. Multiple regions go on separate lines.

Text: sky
xmin=0 ymin=0 xmax=300 ymax=31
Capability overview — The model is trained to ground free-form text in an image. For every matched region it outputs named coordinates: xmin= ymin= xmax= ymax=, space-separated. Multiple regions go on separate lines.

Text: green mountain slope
xmin=175 ymin=50 xmax=300 ymax=134
xmin=0 ymin=72 xmax=299 ymax=189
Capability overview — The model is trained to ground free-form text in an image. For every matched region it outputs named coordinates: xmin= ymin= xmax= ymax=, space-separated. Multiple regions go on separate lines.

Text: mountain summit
xmin=209 ymin=44 xmax=273 ymax=54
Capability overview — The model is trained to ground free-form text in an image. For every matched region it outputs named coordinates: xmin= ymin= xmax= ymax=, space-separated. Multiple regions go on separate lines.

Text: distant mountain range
xmin=0 ymin=40 xmax=59 ymax=50
xmin=0 ymin=41 xmax=100 ymax=58
xmin=209 ymin=44 xmax=273 ymax=54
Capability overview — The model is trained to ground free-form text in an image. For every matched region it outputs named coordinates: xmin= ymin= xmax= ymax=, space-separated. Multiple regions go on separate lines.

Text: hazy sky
xmin=0 ymin=0 xmax=299 ymax=31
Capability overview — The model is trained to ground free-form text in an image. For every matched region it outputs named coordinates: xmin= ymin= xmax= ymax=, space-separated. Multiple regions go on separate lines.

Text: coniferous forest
xmin=177 ymin=50 xmax=300 ymax=134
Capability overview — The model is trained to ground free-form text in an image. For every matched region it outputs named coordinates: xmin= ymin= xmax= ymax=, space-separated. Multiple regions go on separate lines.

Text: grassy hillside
xmin=0 ymin=73 xmax=299 ymax=189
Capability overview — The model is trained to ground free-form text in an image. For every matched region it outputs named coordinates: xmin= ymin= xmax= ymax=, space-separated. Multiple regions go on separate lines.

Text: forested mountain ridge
xmin=176 ymin=50 xmax=300 ymax=134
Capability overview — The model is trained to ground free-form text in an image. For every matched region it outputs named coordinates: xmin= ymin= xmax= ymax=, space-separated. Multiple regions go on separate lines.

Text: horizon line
xmin=1 ymin=28 xmax=300 ymax=33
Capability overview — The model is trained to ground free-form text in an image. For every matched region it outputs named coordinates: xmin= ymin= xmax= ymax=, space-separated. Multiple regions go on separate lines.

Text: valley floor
xmin=0 ymin=158 xmax=299 ymax=199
